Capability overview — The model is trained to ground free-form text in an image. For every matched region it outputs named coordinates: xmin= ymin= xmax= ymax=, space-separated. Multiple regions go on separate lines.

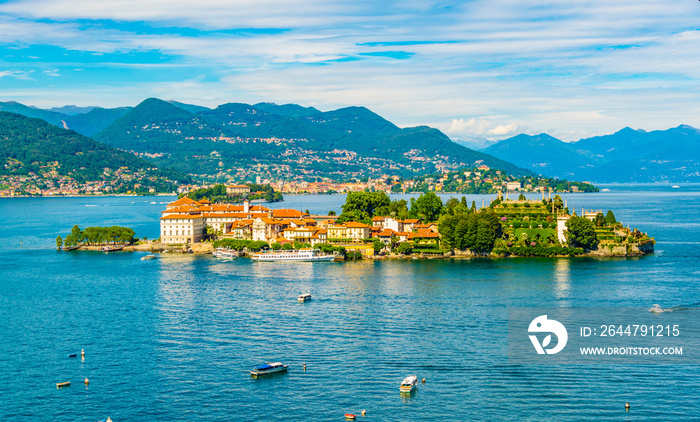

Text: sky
xmin=1 ymin=0 xmax=700 ymax=142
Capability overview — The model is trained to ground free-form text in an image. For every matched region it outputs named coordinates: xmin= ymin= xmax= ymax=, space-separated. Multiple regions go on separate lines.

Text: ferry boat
xmin=298 ymin=293 xmax=312 ymax=302
xmin=250 ymin=362 xmax=288 ymax=376
xmin=213 ymin=247 xmax=239 ymax=258
xmin=250 ymin=249 xmax=335 ymax=262
xmin=400 ymin=375 xmax=418 ymax=393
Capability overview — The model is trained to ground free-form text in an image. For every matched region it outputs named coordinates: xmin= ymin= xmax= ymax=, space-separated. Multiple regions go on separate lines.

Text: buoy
xmin=421 ymin=378 xmax=426 ymax=383
xmin=303 ymin=363 xmax=306 ymax=371
xmin=81 ymin=349 xmax=85 ymax=357
xmin=361 ymin=410 xmax=366 ymax=416
xmin=625 ymin=402 xmax=630 ymax=412
xmin=84 ymin=378 xmax=89 ymax=385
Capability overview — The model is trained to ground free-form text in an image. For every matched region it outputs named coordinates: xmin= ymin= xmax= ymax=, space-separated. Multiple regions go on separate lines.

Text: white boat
xmin=141 ymin=254 xmax=157 ymax=260
xmin=672 ymin=185 xmax=680 ymax=189
xmin=650 ymin=304 xmax=663 ymax=313
xmin=250 ymin=362 xmax=288 ymax=376
xmin=298 ymin=293 xmax=312 ymax=302
xmin=250 ymin=249 xmax=335 ymax=262
xmin=213 ymin=247 xmax=239 ymax=258
xmin=400 ymin=375 xmax=418 ymax=393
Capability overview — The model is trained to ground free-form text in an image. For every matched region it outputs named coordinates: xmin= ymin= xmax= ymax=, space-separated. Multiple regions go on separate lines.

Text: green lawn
xmin=514 ymin=228 xmax=556 ymax=239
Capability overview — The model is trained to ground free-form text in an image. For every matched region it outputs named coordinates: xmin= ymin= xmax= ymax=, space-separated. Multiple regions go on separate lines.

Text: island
xmin=59 ymin=188 xmax=653 ymax=259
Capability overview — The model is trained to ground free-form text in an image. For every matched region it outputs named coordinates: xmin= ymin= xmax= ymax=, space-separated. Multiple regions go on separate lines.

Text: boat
xmin=213 ymin=247 xmax=239 ymax=258
xmin=344 ymin=414 xmax=356 ymax=420
xmin=650 ymin=304 xmax=663 ymax=313
xmin=400 ymin=375 xmax=418 ymax=393
xmin=141 ymin=254 xmax=157 ymax=260
xmin=672 ymin=185 xmax=680 ymax=189
xmin=250 ymin=362 xmax=288 ymax=376
xmin=61 ymin=245 xmax=81 ymax=251
xmin=250 ymin=249 xmax=335 ymax=262
xmin=298 ymin=293 xmax=312 ymax=302
xmin=101 ymin=245 xmax=123 ymax=253
xmin=56 ymin=381 xmax=71 ymax=388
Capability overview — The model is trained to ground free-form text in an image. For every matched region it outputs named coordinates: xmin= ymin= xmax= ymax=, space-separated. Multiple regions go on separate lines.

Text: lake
xmin=1 ymin=185 xmax=699 ymax=421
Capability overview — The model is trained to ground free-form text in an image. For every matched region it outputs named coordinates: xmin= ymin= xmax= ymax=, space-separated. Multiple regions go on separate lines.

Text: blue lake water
xmin=1 ymin=185 xmax=699 ymax=421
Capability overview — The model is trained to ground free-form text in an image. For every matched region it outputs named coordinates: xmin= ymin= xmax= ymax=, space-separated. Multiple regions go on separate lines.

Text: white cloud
xmin=488 ymin=122 xmax=519 ymax=136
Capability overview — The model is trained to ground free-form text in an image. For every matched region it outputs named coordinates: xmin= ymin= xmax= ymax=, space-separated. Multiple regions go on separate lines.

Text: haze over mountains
xmin=1 ymin=98 xmax=697 ymax=183
xmin=483 ymin=126 xmax=700 ymax=182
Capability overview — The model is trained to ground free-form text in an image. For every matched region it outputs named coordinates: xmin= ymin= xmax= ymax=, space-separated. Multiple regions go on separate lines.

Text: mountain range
xmin=50 ymin=98 xmax=527 ymax=181
xmin=482 ymin=126 xmax=700 ymax=182
xmin=2 ymin=98 xmax=697 ymax=183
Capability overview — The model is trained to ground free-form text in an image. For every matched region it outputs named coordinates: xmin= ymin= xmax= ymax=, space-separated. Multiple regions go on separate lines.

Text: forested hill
xmin=92 ymin=98 xmax=530 ymax=181
xmin=0 ymin=112 xmax=188 ymax=191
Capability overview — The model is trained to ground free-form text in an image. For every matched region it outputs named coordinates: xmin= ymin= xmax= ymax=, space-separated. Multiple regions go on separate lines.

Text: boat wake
xmin=650 ymin=302 xmax=700 ymax=313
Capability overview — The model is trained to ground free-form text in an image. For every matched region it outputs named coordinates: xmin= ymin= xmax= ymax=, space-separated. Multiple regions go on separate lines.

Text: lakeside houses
xmin=0 ymin=164 xmax=177 ymax=197
xmin=158 ymin=197 xmax=437 ymax=254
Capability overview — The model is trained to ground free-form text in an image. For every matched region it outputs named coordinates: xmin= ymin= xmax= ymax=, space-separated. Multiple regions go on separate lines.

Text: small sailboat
xmin=400 ymin=375 xmax=418 ymax=393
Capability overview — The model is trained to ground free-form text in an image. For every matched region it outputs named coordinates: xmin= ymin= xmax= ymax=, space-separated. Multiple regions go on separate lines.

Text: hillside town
xmin=0 ymin=164 xmax=178 ymax=197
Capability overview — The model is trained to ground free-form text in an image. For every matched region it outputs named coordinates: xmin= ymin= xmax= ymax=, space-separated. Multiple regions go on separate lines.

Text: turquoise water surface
xmin=1 ymin=186 xmax=699 ymax=421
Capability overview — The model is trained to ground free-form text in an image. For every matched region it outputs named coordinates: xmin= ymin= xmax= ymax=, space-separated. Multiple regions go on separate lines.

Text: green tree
xmin=328 ymin=210 xmax=336 ymax=216
xmin=396 ymin=242 xmax=413 ymax=255
xmin=372 ymin=239 xmax=383 ymax=254
xmin=552 ymin=195 xmax=564 ymax=212
xmin=471 ymin=200 xmax=476 ymax=213
xmin=565 ymin=216 xmax=598 ymax=249
xmin=594 ymin=212 xmax=606 ymax=227
xmin=271 ymin=242 xmax=282 ymax=250
xmin=518 ymin=193 xmax=526 ymax=201
xmin=340 ymin=191 xmax=390 ymax=220
xmin=409 ymin=192 xmax=443 ymax=221
xmin=56 ymin=235 xmax=63 ymax=249
xmin=282 ymin=242 xmax=294 ymax=250
xmin=605 ymin=210 xmax=616 ymax=225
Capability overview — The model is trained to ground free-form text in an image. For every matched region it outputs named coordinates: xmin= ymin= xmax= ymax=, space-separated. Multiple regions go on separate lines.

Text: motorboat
xmin=298 ymin=294 xmax=312 ymax=302
xmin=400 ymin=375 xmax=418 ymax=393
xmin=650 ymin=304 xmax=663 ymax=313
xmin=250 ymin=362 xmax=288 ymax=376
xmin=672 ymin=185 xmax=680 ymax=189
xmin=344 ymin=414 xmax=357 ymax=420
xmin=213 ymin=247 xmax=239 ymax=258
xmin=250 ymin=249 xmax=335 ymax=262
xmin=141 ymin=254 xmax=157 ymax=260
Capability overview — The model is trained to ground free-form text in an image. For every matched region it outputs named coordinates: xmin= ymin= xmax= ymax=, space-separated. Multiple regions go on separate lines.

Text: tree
xmin=565 ymin=216 xmax=598 ymax=249
xmin=282 ymin=242 xmax=294 ymax=250
xmin=56 ymin=235 xmax=63 ymax=249
xmin=396 ymin=242 xmax=413 ymax=255
xmin=271 ymin=242 xmax=282 ymax=250
xmin=605 ymin=210 xmax=616 ymax=225
xmin=372 ymin=239 xmax=383 ymax=254
xmin=471 ymin=200 xmax=476 ymax=213
xmin=341 ymin=191 xmax=390 ymax=220
xmin=594 ymin=212 xmax=606 ymax=227
xmin=409 ymin=192 xmax=443 ymax=221
xmin=328 ymin=210 xmax=336 ymax=216
xmin=552 ymin=195 xmax=564 ymax=212
xmin=518 ymin=193 xmax=526 ymax=201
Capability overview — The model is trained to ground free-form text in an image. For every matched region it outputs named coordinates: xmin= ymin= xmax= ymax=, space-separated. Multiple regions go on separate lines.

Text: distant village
xmin=0 ymin=163 xmax=174 ymax=197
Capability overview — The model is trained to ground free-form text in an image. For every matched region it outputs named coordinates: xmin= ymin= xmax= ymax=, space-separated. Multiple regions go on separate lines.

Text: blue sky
xmin=1 ymin=0 xmax=699 ymax=142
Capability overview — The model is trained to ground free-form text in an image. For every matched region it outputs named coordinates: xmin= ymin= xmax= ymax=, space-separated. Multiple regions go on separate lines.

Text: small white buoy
xmin=421 ymin=378 xmax=426 ymax=383
xmin=81 ymin=349 xmax=85 ymax=357
xmin=625 ymin=402 xmax=630 ymax=412
xmin=303 ymin=362 xmax=306 ymax=371
xmin=361 ymin=410 xmax=366 ymax=416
